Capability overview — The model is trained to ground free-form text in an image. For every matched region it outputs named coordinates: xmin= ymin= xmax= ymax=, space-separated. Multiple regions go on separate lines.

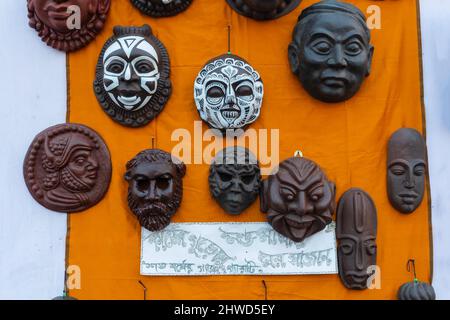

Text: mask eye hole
xmin=414 ymin=164 xmax=425 ymax=176
xmin=364 ymin=240 xmax=377 ymax=255
xmin=136 ymin=177 xmax=149 ymax=192
xmin=241 ymin=174 xmax=254 ymax=185
xmin=390 ymin=165 xmax=406 ymax=176
xmin=280 ymin=188 xmax=295 ymax=202
xmin=311 ymin=40 xmax=332 ymax=55
xmin=107 ymin=59 xmax=125 ymax=74
xmin=218 ymin=172 xmax=233 ymax=182
xmin=236 ymin=85 xmax=253 ymax=97
xmin=135 ymin=60 xmax=155 ymax=74
xmin=345 ymin=41 xmax=363 ymax=56
xmin=339 ymin=243 xmax=353 ymax=255
xmin=156 ymin=176 xmax=171 ymax=190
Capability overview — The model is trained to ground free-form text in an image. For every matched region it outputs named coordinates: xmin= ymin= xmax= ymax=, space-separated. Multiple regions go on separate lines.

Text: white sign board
xmin=141 ymin=222 xmax=338 ymax=276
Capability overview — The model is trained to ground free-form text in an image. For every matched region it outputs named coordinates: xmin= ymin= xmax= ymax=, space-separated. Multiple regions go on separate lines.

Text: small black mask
xmin=209 ymin=147 xmax=261 ymax=215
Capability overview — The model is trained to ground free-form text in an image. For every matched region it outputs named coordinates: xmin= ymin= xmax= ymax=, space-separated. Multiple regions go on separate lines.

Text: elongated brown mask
xmin=387 ymin=128 xmax=427 ymax=214
xmin=337 ymin=188 xmax=377 ymax=290
xmin=125 ymin=149 xmax=186 ymax=232
xmin=261 ymin=157 xmax=335 ymax=242
xmin=27 ymin=0 xmax=111 ymax=52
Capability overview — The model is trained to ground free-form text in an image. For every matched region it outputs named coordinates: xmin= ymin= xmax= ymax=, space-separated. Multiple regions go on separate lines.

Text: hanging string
xmin=262 ymin=280 xmax=268 ymax=300
xmin=151 ymin=136 xmax=155 ymax=149
xmin=227 ymin=25 xmax=231 ymax=55
xmin=407 ymin=259 xmax=418 ymax=283
xmin=138 ymin=280 xmax=147 ymax=300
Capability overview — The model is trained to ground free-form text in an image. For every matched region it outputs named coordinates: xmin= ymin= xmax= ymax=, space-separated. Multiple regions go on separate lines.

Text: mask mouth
xmin=345 ymin=272 xmax=369 ymax=287
xmin=399 ymin=192 xmax=419 ymax=204
xmin=118 ymin=96 xmax=142 ymax=108
xmin=221 ymin=105 xmax=241 ymax=123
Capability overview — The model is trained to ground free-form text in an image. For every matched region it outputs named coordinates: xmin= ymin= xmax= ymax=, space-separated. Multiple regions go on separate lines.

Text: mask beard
xmin=127 ymin=181 xmax=182 ymax=232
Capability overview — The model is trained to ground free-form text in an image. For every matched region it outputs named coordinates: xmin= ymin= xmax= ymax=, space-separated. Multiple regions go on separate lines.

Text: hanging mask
xmin=125 ymin=149 xmax=186 ymax=232
xmin=194 ymin=54 xmax=264 ymax=132
xmin=130 ymin=0 xmax=193 ymax=17
xmin=226 ymin=0 xmax=301 ymax=20
xmin=94 ymin=25 xmax=172 ymax=128
xmin=209 ymin=147 xmax=261 ymax=215
xmin=23 ymin=123 xmax=112 ymax=213
xmin=260 ymin=156 xmax=335 ymax=242
xmin=387 ymin=128 xmax=427 ymax=214
xmin=336 ymin=188 xmax=377 ymax=290
xmin=288 ymin=0 xmax=374 ymax=102
xmin=27 ymin=0 xmax=111 ymax=52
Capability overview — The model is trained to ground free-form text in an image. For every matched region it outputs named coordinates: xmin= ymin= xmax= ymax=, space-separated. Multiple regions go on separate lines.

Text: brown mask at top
xmin=387 ymin=128 xmax=427 ymax=214
xmin=226 ymin=0 xmax=302 ymax=20
xmin=27 ymin=0 xmax=111 ymax=52
xmin=337 ymin=188 xmax=377 ymax=290
xmin=261 ymin=156 xmax=335 ymax=242
xmin=125 ymin=149 xmax=186 ymax=232
xmin=130 ymin=0 xmax=193 ymax=18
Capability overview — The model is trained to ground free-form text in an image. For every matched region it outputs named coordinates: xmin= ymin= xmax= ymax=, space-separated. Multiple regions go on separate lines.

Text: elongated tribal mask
xmin=194 ymin=54 xmax=264 ymax=131
xmin=94 ymin=25 xmax=171 ymax=127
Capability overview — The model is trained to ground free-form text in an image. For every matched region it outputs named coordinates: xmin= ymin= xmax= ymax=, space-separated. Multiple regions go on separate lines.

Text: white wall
xmin=0 ymin=0 xmax=67 ymax=299
xmin=420 ymin=0 xmax=450 ymax=300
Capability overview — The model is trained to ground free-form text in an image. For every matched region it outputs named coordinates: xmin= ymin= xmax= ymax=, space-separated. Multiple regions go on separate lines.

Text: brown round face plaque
xmin=23 ymin=123 xmax=112 ymax=213
xmin=27 ymin=0 xmax=111 ymax=52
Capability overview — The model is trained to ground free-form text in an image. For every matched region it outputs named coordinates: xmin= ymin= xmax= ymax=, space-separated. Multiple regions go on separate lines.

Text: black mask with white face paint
xmin=94 ymin=25 xmax=171 ymax=127
xmin=194 ymin=54 xmax=264 ymax=132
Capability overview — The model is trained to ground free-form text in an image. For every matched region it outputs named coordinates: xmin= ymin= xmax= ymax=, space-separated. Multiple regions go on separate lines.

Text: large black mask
xmin=288 ymin=0 xmax=374 ymax=102
xmin=209 ymin=147 xmax=261 ymax=215
xmin=125 ymin=149 xmax=186 ymax=232
xmin=94 ymin=25 xmax=171 ymax=127
xmin=226 ymin=0 xmax=302 ymax=20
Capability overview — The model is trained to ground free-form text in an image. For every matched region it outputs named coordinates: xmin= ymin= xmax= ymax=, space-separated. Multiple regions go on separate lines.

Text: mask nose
xmin=356 ymin=242 xmax=365 ymax=271
xmin=293 ymin=192 xmax=313 ymax=216
xmin=145 ymin=180 xmax=160 ymax=201
xmin=229 ymin=177 xmax=242 ymax=193
xmin=122 ymin=64 xmax=139 ymax=82
xmin=87 ymin=156 xmax=99 ymax=171
xmin=224 ymin=85 xmax=236 ymax=106
xmin=403 ymin=169 xmax=416 ymax=189
xmin=327 ymin=45 xmax=348 ymax=68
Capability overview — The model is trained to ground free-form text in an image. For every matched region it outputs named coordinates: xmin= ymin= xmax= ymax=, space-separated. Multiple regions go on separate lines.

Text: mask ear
xmin=260 ymin=179 xmax=269 ymax=213
xmin=124 ymin=171 xmax=132 ymax=181
xmin=288 ymin=42 xmax=300 ymax=74
xmin=366 ymin=45 xmax=375 ymax=76
xmin=176 ymin=162 xmax=187 ymax=178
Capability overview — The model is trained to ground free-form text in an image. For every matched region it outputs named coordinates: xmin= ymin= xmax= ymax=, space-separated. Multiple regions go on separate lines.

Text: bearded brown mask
xmin=125 ymin=149 xmax=186 ymax=232
xmin=130 ymin=0 xmax=193 ymax=17
xmin=261 ymin=156 xmax=335 ymax=242
xmin=27 ymin=0 xmax=111 ymax=52
xmin=288 ymin=0 xmax=374 ymax=102
xmin=226 ymin=0 xmax=302 ymax=20
xmin=337 ymin=188 xmax=377 ymax=290
xmin=387 ymin=128 xmax=427 ymax=214
xmin=209 ymin=147 xmax=261 ymax=215
xmin=94 ymin=25 xmax=172 ymax=128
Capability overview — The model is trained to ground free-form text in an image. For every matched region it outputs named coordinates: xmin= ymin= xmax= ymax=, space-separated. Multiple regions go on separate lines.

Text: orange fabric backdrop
xmin=67 ymin=0 xmax=431 ymax=299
